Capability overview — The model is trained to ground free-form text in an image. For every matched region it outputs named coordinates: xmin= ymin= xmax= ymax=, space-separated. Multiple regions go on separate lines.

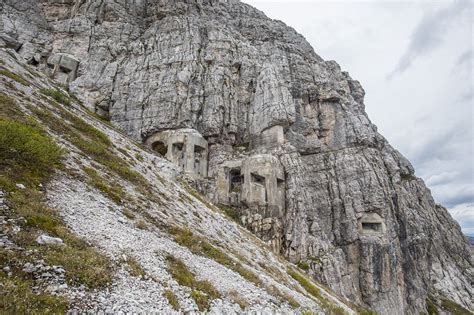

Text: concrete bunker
xmin=145 ymin=129 xmax=208 ymax=178
xmin=217 ymin=154 xmax=285 ymax=215
xmin=47 ymin=53 xmax=80 ymax=85
xmin=251 ymin=125 xmax=285 ymax=149
xmin=358 ymin=213 xmax=386 ymax=235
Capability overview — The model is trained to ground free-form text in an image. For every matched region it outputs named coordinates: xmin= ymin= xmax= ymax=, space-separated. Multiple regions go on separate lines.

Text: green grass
xmin=136 ymin=220 xmax=148 ymax=230
xmin=267 ymin=285 xmax=300 ymax=309
xmin=0 ymin=98 xmax=113 ymax=297
xmin=0 ymin=265 xmax=69 ymax=313
xmin=123 ymin=209 xmax=136 ymax=219
xmin=125 ymin=257 xmax=146 ymax=278
xmin=288 ymin=268 xmax=346 ymax=315
xmin=0 ymin=119 xmax=64 ymax=188
xmin=0 ymin=93 xmax=26 ymax=122
xmin=219 ymin=204 xmax=241 ymax=223
xmin=40 ymin=88 xmax=72 ymax=106
xmin=168 ymin=227 xmax=262 ymax=287
xmin=28 ymin=102 xmax=149 ymax=192
xmin=164 ymin=289 xmax=180 ymax=310
xmin=165 ymin=255 xmax=220 ymax=311
xmin=83 ymin=166 xmax=124 ymax=204
xmin=288 ymin=268 xmax=322 ymax=299
xmin=297 ymin=261 xmax=310 ymax=271
xmin=440 ymin=298 xmax=471 ymax=315
xmin=426 ymin=296 xmax=439 ymax=315
xmin=228 ymin=290 xmax=249 ymax=310
xmin=0 ymin=68 xmax=30 ymax=86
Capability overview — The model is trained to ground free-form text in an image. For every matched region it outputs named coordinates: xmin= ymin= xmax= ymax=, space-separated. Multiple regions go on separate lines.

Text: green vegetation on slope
xmin=0 ymin=68 xmax=30 ymax=86
xmin=168 ymin=226 xmax=262 ymax=287
xmin=0 ymin=92 xmax=113 ymax=312
xmin=165 ymin=255 xmax=220 ymax=311
xmin=164 ymin=289 xmax=180 ymax=310
xmin=288 ymin=268 xmax=346 ymax=315
xmin=40 ymin=88 xmax=72 ymax=106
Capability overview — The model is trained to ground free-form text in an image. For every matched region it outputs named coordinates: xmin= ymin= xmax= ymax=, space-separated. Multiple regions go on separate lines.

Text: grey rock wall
xmin=2 ymin=0 xmax=472 ymax=313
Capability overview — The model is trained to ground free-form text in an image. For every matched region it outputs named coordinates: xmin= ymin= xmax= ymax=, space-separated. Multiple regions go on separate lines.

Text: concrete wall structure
xmin=358 ymin=212 xmax=386 ymax=235
xmin=250 ymin=125 xmax=285 ymax=149
xmin=216 ymin=154 xmax=285 ymax=216
xmin=241 ymin=154 xmax=285 ymax=217
xmin=145 ymin=129 xmax=208 ymax=178
xmin=47 ymin=53 xmax=79 ymax=85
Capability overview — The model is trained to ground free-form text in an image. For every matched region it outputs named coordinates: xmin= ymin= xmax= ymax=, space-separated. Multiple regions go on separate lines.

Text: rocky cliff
xmin=1 ymin=0 xmax=472 ymax=314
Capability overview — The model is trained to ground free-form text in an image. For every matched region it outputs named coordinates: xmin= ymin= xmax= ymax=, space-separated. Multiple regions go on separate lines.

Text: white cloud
xmin=387 ymin=0 xmax=471 ymax=78
xmin=449 ymin=203 xmax=474 ymax=235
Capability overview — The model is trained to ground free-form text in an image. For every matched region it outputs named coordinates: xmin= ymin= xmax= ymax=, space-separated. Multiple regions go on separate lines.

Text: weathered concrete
xmin=251 ymin=125 xmax=285 ymax=150
xmin=358 ymin=212 xmax=386 ymax=235
xmin=47 ymin=53 xmax=79 ymax=86
xmin=145 ymin=129 xmax=208 ymax=178
xmin=241 ymin=154 xmax=285 ymax=217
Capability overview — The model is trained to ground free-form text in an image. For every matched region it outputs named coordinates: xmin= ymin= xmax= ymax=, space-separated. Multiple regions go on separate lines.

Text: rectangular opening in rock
xmin=229 ymin=168 xmax=243 ymax=193
xmin=251 ymin=173 xmax=265 ymax=185
xmin=362 ymin=222 xmax=382 ymax=233
xmin=152 ymin=141 xmax=168 ymax=156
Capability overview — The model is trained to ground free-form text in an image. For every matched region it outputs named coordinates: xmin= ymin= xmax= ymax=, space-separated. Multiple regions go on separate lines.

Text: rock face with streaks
xmin=2 ymin=0 xmax=472 ymax=313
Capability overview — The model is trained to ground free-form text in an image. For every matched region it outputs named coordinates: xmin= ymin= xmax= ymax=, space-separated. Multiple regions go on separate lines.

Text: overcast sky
xmin=242 ymin=0 xmax=473 ymax=235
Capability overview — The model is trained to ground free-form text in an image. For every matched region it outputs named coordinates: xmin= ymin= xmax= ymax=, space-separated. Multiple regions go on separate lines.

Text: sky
xmin=242 ymin=0 xmax=473 ymax=235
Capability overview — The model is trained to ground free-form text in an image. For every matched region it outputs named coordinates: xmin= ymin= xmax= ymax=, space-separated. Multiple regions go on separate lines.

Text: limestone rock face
xmin=2 ymin=0 xmax=472 ymax=313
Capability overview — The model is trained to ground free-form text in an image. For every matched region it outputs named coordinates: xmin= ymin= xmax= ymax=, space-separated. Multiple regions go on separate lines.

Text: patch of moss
xmin=168 ymin=227 xmax=262 ymax=287
xmin=165 ymin=255 xmax=220 ymax=311
xmin=164 ymin=289 xmax=180 ymax=310
xmin=0 ymin=68 xmax=30 ymax=86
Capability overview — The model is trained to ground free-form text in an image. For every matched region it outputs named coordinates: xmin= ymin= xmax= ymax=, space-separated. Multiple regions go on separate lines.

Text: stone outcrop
xmin=2 ymin=0 xmax=472 ymax=313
